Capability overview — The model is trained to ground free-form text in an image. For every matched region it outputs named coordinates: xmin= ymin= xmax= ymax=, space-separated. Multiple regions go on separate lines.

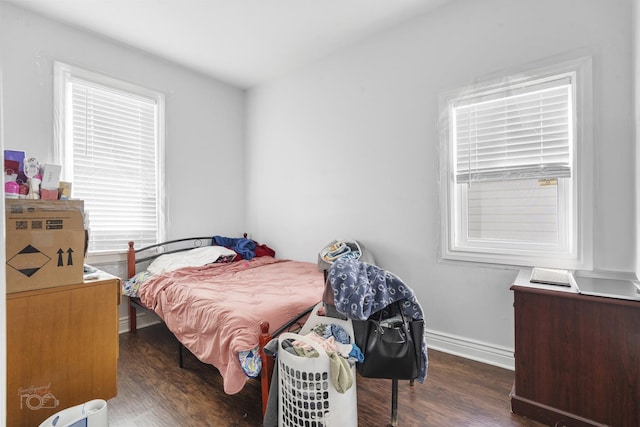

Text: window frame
xmin=438 ymin=57 xmax=593 ymax=270
xmin=54 ymin=62 xmax=166 ymax=259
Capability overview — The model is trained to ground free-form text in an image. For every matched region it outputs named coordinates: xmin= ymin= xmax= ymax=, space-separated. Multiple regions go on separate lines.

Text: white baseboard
xmin=118 ymin=316 xmax=515 ymax=371
xmin=426 ymin=329 xmax=515 ymax=371
xmin=118 ymin=311 xmax=160 ymax=334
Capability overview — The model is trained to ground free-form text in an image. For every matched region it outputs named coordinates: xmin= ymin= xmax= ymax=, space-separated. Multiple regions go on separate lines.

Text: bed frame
xmin=126 ymin=236 xmax=316 ymax=416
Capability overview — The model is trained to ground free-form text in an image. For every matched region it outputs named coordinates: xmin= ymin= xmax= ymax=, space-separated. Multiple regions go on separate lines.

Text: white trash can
xmin=38 ymin=399 xmax=108 ymax=427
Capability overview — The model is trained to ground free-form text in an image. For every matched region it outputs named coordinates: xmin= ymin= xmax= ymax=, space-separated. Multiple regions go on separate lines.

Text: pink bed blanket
xmin=139 ymin=256 xmax=324 ymax=394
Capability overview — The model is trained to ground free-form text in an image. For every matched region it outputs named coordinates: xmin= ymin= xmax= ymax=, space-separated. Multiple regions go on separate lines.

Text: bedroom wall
xmin=246 ymin=0 xmax=636 ymax=367
xmin=0 ymin=2 xmax=247 ymax=331
xmin=1 ymin=67 xmax=6 ymax=427
xmin=0 ymin=2 xmax=247 ymax=245
xmin=635 ymin=0 xmax=640 ymax=277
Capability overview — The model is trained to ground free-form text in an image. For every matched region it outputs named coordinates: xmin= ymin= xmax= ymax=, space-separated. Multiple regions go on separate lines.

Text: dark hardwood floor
xmin=108 ymin=324 xmax=544 ymax=427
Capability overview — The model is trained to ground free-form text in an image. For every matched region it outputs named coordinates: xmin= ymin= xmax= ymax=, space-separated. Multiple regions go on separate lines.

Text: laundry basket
xmin=278 ymin=304 xmax=358 ymax=427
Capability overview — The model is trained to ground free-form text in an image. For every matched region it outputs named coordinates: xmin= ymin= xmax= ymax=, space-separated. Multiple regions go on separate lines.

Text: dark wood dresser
xmin=510 ymin=280 xmax=640 ymax=427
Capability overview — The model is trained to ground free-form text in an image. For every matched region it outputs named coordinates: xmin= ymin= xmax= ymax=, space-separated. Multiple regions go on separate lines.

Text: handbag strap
xmin=394 ymin=300 xmax=409 ymax=324
xmin=372 ymin=304 xmax=397 ymax=335
xmin=374 ymin=301 xmax=408 ymax=322
xmin=373 ymin=301 xmax=410 ymax=336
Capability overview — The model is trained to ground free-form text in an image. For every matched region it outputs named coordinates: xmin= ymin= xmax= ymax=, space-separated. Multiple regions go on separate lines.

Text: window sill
xmin=86 ymin=251 xmax=127 ymax=265
xmin=440 ymin=247 xmax=591 ymax=272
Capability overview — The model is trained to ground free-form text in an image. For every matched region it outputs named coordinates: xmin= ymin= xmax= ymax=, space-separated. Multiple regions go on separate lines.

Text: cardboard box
xmin=6 ymin=200 xmax=85 ymax=293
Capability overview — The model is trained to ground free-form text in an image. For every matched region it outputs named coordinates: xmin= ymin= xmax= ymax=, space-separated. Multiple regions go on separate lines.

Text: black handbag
xmin=353 ymin=302 xmax=423 ymax=380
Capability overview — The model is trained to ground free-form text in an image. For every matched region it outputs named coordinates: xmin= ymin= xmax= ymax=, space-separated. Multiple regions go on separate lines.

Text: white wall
xmin=1 ymin=66 xmax=7 ymax=427
xmin=0 ymin=2 xmax=248 ymax=369
xmin=246 ymin=0 xmax=636 ymax=366
xmin=0 ymin=3 xmax=247 ymax=242
xmin=635 ymin=0 xmax=640 ymax=277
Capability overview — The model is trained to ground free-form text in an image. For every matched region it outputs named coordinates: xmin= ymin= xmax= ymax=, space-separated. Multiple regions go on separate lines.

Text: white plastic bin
xmin=38 ymin=399 xmax=108 ymax=427
xmin=278 ymin=304 xmax=357 ymax=427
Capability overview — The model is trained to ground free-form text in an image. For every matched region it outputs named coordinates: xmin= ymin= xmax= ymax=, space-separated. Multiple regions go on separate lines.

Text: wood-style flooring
xmin=108 ymin=324 xmax=544 ymax=427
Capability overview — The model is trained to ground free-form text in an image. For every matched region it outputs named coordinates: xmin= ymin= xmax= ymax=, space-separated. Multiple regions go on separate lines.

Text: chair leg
xmin=391 ymin=379 xmax=399 ymax=426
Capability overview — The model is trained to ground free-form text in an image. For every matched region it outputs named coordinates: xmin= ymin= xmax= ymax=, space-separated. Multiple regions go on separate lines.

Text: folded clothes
xmin=340 ymin=250 xmax=361 ymax=260
xmin=293 ymin=332 xmax=339 ymax=353
xmin=323 ymin=241 xmax=351 ymax=261
xmin=321 ymin=240 xmax=365 ymax=264
xmin=287 ymin=333 xmax=354 ymax=394
xmin=327 ymin=241 xmax=346 ymax=254
xmin=312 ymin=323 xmax=351 ymax=345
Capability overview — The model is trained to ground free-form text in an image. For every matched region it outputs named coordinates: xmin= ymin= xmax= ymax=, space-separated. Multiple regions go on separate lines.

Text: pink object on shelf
xmin=40 ymin=188 xmax=60 ymax=200
xmin=5 ymin=181 xmax=19 ymax=198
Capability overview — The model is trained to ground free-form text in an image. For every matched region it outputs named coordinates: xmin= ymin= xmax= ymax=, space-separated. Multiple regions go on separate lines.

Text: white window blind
xmin=454 ymin=78 xmax=572 ymax=184
xmin=61 ymin=70 xmax=163 ymax=253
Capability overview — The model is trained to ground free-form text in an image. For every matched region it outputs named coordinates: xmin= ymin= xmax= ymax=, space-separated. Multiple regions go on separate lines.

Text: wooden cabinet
xmin=510 ymin=285 xmax=640 ymax=427
xmin=6 ymin=273 xmax=121 ymax=427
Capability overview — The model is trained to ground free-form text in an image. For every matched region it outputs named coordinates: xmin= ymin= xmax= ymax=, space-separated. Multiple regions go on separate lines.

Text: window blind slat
xmin=454 ymin=83 xmax=572 ymax=183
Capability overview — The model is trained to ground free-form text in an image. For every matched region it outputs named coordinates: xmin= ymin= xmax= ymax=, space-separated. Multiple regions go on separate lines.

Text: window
xmin=55 ymin=63 xmax=165 ymax=254
xmin=439 ymin=58 xmax=592 ymax=269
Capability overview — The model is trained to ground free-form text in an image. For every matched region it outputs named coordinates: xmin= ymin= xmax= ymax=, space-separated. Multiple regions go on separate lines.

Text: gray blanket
xmin=327 ymin=258 xmax=428 ymax=382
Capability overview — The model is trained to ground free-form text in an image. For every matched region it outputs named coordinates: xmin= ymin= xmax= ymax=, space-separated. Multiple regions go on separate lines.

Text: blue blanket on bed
xmin=327 ymin=257 xmax=428 ymax=382
xmin=212 ymin=235 xmax=256 ymax=260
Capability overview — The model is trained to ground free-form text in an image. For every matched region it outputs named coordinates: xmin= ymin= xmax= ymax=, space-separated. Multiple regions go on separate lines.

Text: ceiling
xmin=5 ymin=0 xmax=448 ymax=88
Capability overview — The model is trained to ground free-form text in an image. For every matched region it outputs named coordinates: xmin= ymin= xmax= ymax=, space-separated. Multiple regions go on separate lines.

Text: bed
xmin=123 ymin=236 xmax=325 ymax=415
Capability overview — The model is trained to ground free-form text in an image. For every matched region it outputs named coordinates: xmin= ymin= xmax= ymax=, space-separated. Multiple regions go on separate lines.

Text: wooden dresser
xmin=6 ymin=272 xmax=121 ymax=427
xmin=510 ymin=281 xmax=640 ymax=427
